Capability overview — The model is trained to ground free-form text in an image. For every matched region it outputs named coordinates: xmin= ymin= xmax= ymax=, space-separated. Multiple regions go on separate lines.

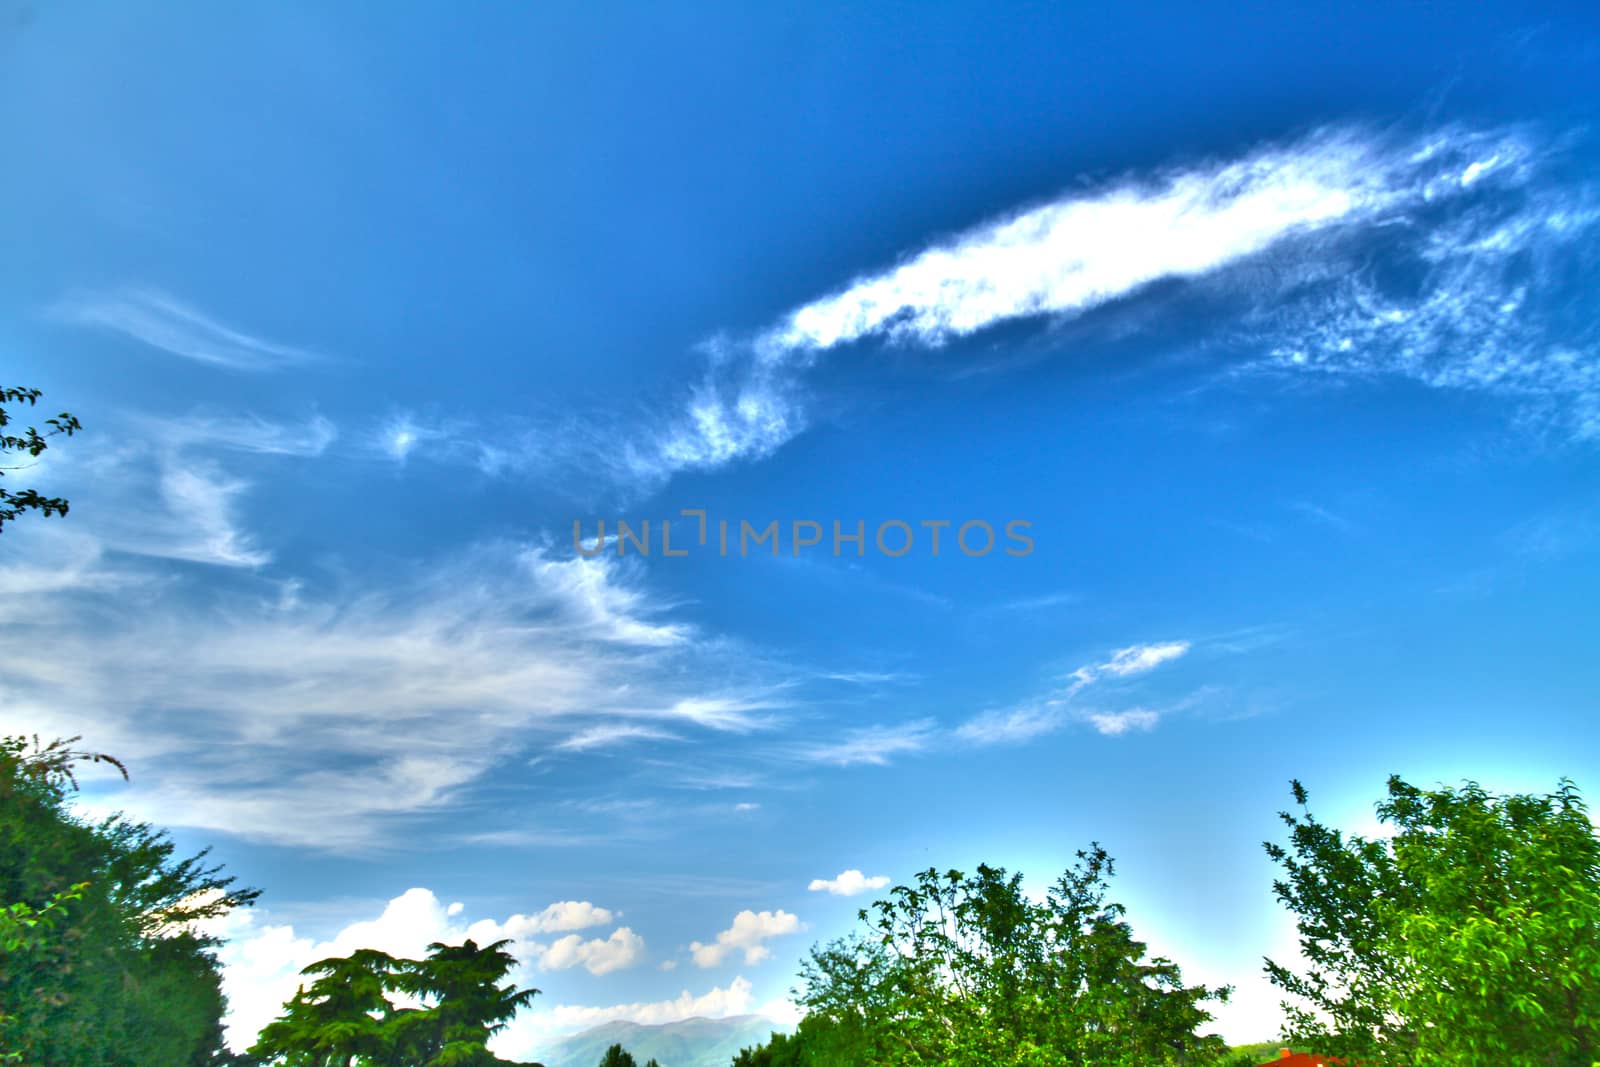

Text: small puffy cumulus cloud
xmin=690 ymin=909 xmax=804 ymax=968
xmin=506 ymin=900 xmax=618 ymax=934
xmin=538 ymin=927 xmax=647 ymax=976
xmin=808 ymin=869 xmax=891 ymax=897
xmin=468 ymin=901 xmax=644 ymax=976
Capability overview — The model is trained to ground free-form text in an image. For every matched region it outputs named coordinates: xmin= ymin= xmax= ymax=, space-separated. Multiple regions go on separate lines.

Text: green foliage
xmin=595 ymin=1045 xmax=636 ymax=1067
xmin=1217 ymin=1042 xmax=1303 ymax=1065
xmin=250 ymin=937 xmax=540 ymax=1067
xmin=729 ymin=1017 xmax=859 ymax=1067
xmin=1266 ymin=775 xmax=1600 ymax=1066
xmin=0 ymin=735 xmax=258 ymax=1066
xmin=790 ymin=846 xmax=1229 ymax=1067
xmin=0 ymin=385 xmax=80 ymax=531
xmin=0 ymin=884 xmax=87 ymax=1064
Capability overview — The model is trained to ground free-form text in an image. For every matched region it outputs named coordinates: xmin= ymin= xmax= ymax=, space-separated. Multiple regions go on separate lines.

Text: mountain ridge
xmin=536 ymin=1013 xmax=792 ymax=1067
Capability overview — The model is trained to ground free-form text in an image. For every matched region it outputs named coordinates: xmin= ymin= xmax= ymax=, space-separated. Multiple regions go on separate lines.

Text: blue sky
xmin=4 ymin=0 xmax=1600 ymax=1054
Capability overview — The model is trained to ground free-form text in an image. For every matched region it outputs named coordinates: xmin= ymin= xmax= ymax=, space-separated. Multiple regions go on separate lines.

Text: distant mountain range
xmin=536 ymin=1015 xmax=791 ymax=1067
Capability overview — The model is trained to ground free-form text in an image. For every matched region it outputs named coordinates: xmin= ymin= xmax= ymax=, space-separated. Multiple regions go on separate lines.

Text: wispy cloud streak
xmin=54 ymin=287 xmax=317 ymax=371
xmin=957 ymin=641 xmax=1191 ymax=744
xmin=796 ymin=719 xmax=938 ymax=767
xmin=764 ymin=130 xmax=1394 ymax=353
xmin=624 ymin=123 xmax=1596 ymax=487
xmin=6 ymin=541 xmax=786 ymax=849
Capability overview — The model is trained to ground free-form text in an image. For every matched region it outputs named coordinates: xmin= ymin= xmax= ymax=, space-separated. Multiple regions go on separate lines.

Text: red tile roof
xmin=1258 ymin=1053 xmax=1340 ymax=1067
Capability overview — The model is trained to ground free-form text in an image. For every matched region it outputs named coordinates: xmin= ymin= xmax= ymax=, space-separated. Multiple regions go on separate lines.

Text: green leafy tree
xmin=730 ymin=1017 xmax=859 ymax=1067
xmin=0 ymin=385 xmax=80 ymax=531
xmin=0 ymin=735 xmax=258 ymax=1066
xmin=1266 ymin=775 xmax=1600 ymax=1066
xmin=0 ymin=884 xmax=87 ymax=1065
xmin=595 ymin=1045 xmax=636 ymax=1067
xmin=403 ymin=939 xmax=541 ymax=1067
xmin=251 ymin=949 xmax=406 ymax=1067
xmin=252 ymin=938 xmax=540 ymax=1067
xmin=794 ymin=846 xmax=1229 ymax=1067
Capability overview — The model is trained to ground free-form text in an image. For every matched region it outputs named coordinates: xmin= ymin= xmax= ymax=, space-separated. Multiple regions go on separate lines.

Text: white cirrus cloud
xmin=690 ymin=909 xmax=804 ymax=968
xmin=373 ymin=412 xmax=464 ymax=464
xmin=763 ymin=129 xmax=1398 ymax=354
xmin=6 ymin=534 xmax=780 ymax=849
xmin=953 ymin=703 xmax=1068 ymax=747
xmin=797 ymin=719 xmax=937 ymax=767
xmin=808 ymin=870 xmax=891 ymax=897
xmin=138 ymin=412 xmax=338 ymax=457
xmin=53 ymin=286 xmax=318 ymax=371
xmin=9 ymin=413 xmax=331 ymax=571
xmin=1083 ymin=708 xmax=1162 ymax=737
xmin=957 ymin=640 xmax=1191 ymax=746
xmin=151 ymin=460 xmax=272 ymax=567
xmin=1099 ymin=641 xmax=1191 ymax=678
xmin=632 ymin=124 xmax=1595 ymax=488
xmin=349 ymin=125 xmax=1596 ymax=495
xmin=555 ymin=724 xmax=683 ymax=752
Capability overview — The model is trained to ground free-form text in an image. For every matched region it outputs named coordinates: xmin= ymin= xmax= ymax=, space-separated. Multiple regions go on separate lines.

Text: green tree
xmin=252 ymin=938 xmax=540 ymax=1067
xmin=730 ymin=1017 xmax=859 ymax=1067
xmin=251 ymin=949 xmax=406 ymax=1067
xmin=0 ymin=385 xmax=80 ymax=531
xmin=1265 ymin=775 xmax=1600 ymax=1066
xmin=794 ymin=846 xmax=1229 ymax=1067
xmin=0 ymin=883 xmax=87 ymax=1065
xmin=0 ymin=735 xmax=258 ymax=1066
xmin=403 ymin=939 xmax=540 ymax=1067
xmin=595 ymin=1044 xmax=636 ymax=1067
